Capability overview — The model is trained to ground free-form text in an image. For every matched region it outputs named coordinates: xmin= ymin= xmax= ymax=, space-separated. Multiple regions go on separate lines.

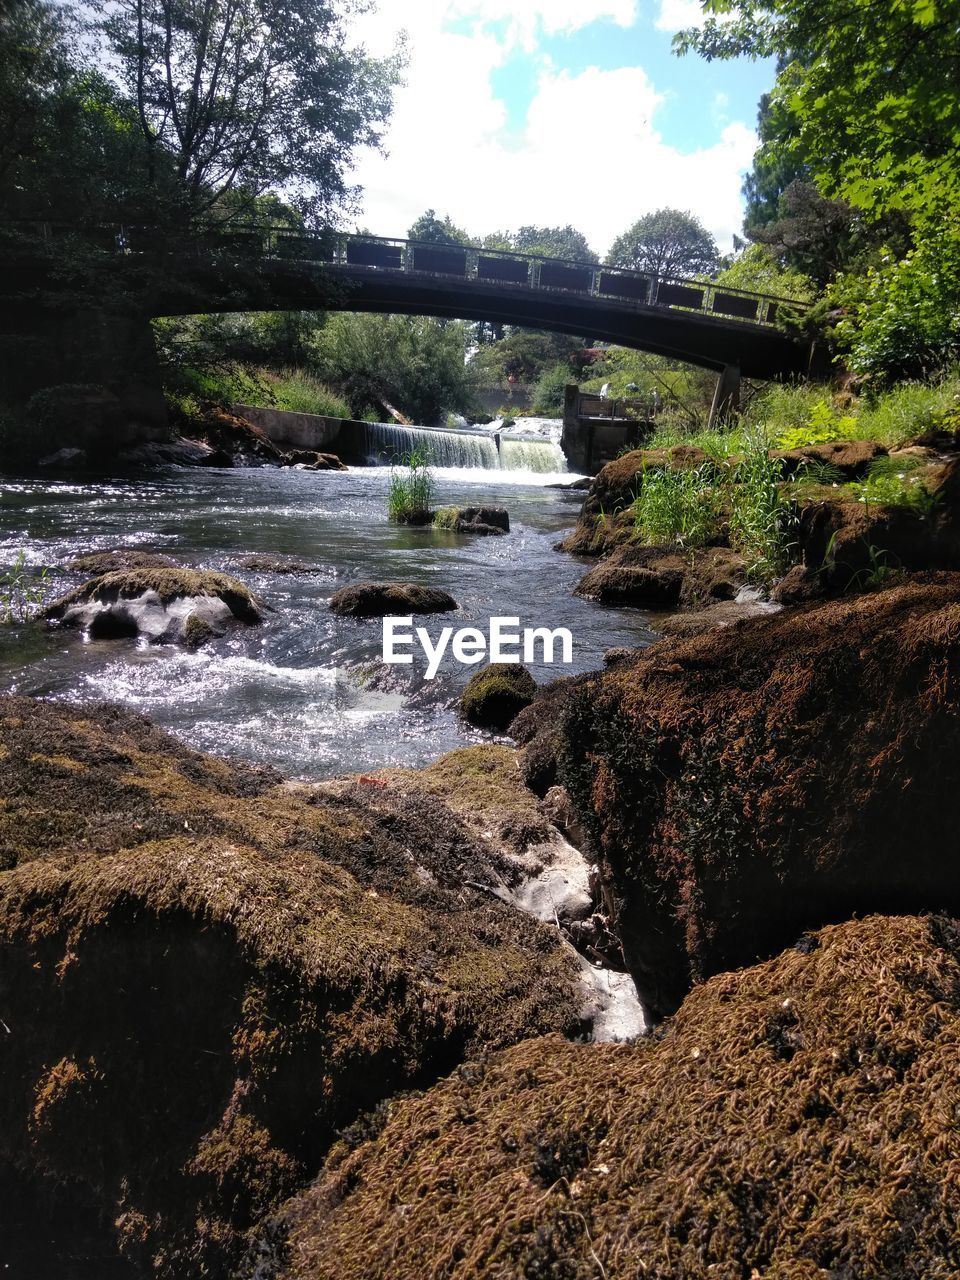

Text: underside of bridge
xmin=157 ymin=258 xmax=820 ymax=385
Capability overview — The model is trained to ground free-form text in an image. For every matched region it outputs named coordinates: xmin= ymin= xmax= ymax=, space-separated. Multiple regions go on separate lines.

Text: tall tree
xmin=407 ymin=209 xmax=470 ymax=245
xmin=605 ymin=209 xmax=720 ymax=279
xmin=510 ymin=225 xmax=598 ymax=262
xmin=675 ymin=0 xmax=960 ymax=229
xmin=102 ymin=0 xmax=403 ymax=224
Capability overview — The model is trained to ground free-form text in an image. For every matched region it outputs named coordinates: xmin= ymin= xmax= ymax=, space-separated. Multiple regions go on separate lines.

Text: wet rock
xmin=178 ymin=404 xmax=286 ymax=466
xmin=433 ymin=505 xmax=510 ymax=535
xmin=66 ymin=550 xmax=177 ymax=574
xmin=0 ymin=698 xmax=581 ymax=1279
xmin=461 ymin=663 xmax=537 ymax=731
xmin=118 ymin=438 xmax=217 ymax=466
xmin=283 ymin=449 xmax=348 ymax=471
xmin=43 ymin=567 xmax=262 ymax=644
xmin=328 ymin=582 xmax=458 ymax=617
xmin=238 ymin=555 xmax=325 ymax=576
xmin=538 ymin=574 xmax=960 ymax=1018
xmin=38 ymin=446 xmax=87 ymax=468
xmin=272 ymin=914 xmax=960 ymax=1280
xmin=575 ymin=544 xmax=746 ymax=608
xmin=653 ymin=592 xmax=781 ymax=638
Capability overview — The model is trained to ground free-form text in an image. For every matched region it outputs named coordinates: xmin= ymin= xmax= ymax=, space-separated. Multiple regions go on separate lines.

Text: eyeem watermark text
xmin=383 ymin=616 xmax=573 ymax=679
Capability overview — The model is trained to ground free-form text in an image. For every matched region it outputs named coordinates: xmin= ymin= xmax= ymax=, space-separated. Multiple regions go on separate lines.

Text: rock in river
xmin=43 ymin=566 xmax=262 ymax=645
xmin=328 ymin=582 xmax=458 ymax=617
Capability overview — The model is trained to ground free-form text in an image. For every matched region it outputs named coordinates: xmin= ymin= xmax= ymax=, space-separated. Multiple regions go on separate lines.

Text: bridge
xmin=18 ymin=222 xmax=825 ymax=423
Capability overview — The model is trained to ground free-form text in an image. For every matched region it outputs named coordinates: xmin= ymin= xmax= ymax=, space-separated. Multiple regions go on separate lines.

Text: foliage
xmin=267 ymin=369 xmax=351 ymax=419
xmin=714 ymin=244 xmax=816 ymax=304
xmin=775 ymin=399 xmax=857 ymax=449
xmin=310 ymin=313 xmax=477 ymax=424
xmin=432 ymin=506 xmax=459 ymax=530
xmin=850 ymin=467 xmax=939 ymax=516
xmin=605 ymin=208 xmax=720 ymax=279
xmin=154 ymin=312 xmax=324 ymax=374
xmin=676 ymin=0 xmax=960 ymax=228
xmin=407 ymin=210 xmax=470 ymax=246
xmin=829 ymin=233 xmax=960 ymax=382
xmin=855 ymin=373 xmax=960 ymax=444
xmin=0 ymin=552 xmax=49 ymax=624
xmin=633 ymin=463 xmax=723 ymax=549
xmin=387 ymin=448 xmax=435 ymax=523
xmin=531 ymin=364 xmax=572 ymax=416
xmin=727 ymin=439 xmax=795 ymax=578
xmin=468 ymin=329 xmax=585 ymax=388
xmin=481 ymin=225 xmax=598 ymax=262
xmin=101 ymin=0 xmax=403 ymax=224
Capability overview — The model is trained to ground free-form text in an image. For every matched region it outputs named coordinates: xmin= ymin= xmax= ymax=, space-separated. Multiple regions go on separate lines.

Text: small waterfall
xmin=363 ymin=422 xmax=500 ymax=469
xmin=500 ymin=437 xmax=566 ymax=473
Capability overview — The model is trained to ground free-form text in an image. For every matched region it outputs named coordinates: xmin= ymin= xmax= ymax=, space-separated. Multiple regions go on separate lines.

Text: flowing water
xmin=0 ymin=463 xmax=659 ymax=780
xmin=361 ymin=417 xmax=568 ymax=472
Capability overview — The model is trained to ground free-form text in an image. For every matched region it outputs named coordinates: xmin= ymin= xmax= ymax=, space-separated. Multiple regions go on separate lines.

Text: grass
xmin=266 ymin=368 xmax=352 ymax=419
xmin=0 ymin=552 xmax=50 ymax=623
xmin=387 ymin=447 xmax=436 ymax=523
xmin=432 ymin=506 xmax=460 ymax=530
xmin=727 ymin=438 xmax=795 ymax=579
xmin=633 ymin=463 xmax=723 ymax=550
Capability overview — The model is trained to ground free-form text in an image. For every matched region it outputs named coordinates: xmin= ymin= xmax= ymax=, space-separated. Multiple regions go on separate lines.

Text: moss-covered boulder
xmin=0 ymin=697 xmax=581 ymax=1277
xmin=43 ymin=567 xmax=262 ymax=645
xmin=434 ymin=505 xmax=510 ymax=536
xmin=461 ymin=663 xmax=537 ymax=731
xmin=524 ymin=574 xmax=960 ymax=1018
xmin=771 ymin=437 xmax=887 ymax=479
xmin=66 ymin=549 xmax=177 ymax=574
xmin=328 ymin=582 xmax=457 ymax=617
xmin=274 ymin=914 xmax=960 ymax=1280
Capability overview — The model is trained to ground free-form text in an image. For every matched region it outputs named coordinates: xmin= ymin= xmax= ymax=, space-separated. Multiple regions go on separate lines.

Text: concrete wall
xmin=232 ymin=403 xmax=355 ymax=452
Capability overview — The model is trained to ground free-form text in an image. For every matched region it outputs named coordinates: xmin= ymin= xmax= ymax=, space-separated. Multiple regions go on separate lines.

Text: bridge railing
xmin=10 ymin=219 xmax=808 ymax=329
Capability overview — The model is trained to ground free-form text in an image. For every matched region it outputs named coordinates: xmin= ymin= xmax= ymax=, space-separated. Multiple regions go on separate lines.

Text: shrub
xmin=775 ymin=398 xmax=857 ymax=450
xmin=531 ymin=363 xmax=572 ymax=416
xmin=387 ymin=447 xmax=435 ymax=524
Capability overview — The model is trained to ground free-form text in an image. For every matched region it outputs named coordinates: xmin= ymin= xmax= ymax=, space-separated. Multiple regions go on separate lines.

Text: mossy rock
xmin=461 ymin=663 xmax=537 ymax=731
xmin=534 ymin=572 xmax=960 ymax=1018
xmin=43 ymin=567 xmax=262 ymax=644
xmin=328 ymin=582 xmax=457 ymax=617
xmin=66 ymin=549 xmax=177 ymax=574
xmin=0 ymin=696 xmax=581 ymax=1278
xmin=274 ymin=914 xmax=960 ymax=1280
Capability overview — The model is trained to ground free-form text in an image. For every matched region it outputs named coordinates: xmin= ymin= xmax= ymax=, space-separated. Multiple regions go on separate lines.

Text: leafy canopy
xmin=605 ymin=208 xmax=720 ymax=279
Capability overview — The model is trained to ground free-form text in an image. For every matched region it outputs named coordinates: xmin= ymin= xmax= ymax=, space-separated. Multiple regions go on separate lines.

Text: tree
xmin=675 ymin=0 xmax=960 ymax=229
xmin=407 ymin=209 xmax=470 ymax=245
xmin=713 ymin=243 xmax=815 ymax=303
xmin=510 ymin=225 xmax=598 ymax=263
xmin=101 ymin=0 xmax=403 ymax=224
xmin=309 ymin=313 xmax=476 ymax=423
xmin=605 ymin=208 xmax=720 ymax=279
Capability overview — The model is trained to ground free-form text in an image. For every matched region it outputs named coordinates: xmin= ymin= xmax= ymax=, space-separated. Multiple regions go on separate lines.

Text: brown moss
xmin=530 ymin=573 xmax=960 ymax=1017
xmin=0 ymin=696 xmax=580 ymax=1277
xmin=277 ymin=914 xmax=960 ymax=1280
xmin=66 ymin=550 xmax=178 ymax=574
xmin=44 ymin=567 xmax=262 ymax=622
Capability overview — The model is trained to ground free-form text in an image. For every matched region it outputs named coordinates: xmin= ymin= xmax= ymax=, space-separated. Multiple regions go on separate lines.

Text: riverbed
xmin=0 ymin=464 xmax=659 ymax=778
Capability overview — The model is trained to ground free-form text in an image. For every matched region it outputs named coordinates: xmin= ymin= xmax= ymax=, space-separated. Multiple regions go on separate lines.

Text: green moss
xmin=181 ymin=613 xmax=215 ymax=648
xmin=461 ymin=664 xmax=537 ymax=731
xmin=432 ymin=506 xmax=460 ymax=530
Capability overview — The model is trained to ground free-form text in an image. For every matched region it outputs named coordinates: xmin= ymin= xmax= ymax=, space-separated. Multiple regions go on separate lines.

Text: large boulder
xmin=575 ymin=544 xmax=747 ymax=609
xmin=519 ymin=575 xmax=960 ymax=1018
xmin=328 ymin=582 xmax=458 ymax=617
xmin=0 ymin=698 xmax=582 ymax=1278
xmin=461 ymin=663 xmax=537 ymax=731
xmin=43 ymin=566 xmax=262 ymax=645
xmin=434 ymin=505 xmax=510 ymax=536
xmin=274 ymin=913 xmax=960 ymax=1280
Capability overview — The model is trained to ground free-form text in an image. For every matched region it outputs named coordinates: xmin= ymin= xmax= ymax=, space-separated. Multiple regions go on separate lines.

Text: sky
xmin=346 ymin=1 xmax=774 ymax=260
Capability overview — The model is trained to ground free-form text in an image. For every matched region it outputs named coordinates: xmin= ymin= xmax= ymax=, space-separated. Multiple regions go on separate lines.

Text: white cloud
xmin=346 ymin=4 xmax=756 ymax=255
xmin=654 ymin=0 xmax=708 ymax=34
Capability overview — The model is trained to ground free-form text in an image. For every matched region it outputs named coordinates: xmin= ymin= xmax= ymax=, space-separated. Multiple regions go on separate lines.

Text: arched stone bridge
xmin=159 ymin=228 xmax=818 ymax=387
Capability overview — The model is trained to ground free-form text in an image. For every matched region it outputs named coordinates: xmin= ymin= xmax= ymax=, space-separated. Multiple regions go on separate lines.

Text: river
xmin=0 ymin=463 xmax=658 ymax=779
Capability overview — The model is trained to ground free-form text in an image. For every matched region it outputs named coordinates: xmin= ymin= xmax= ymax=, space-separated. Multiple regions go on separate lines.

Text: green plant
xmin=850 ymin=468 xmax=940 ymax=516
xmin=0 ymin=552 xmax=49 ymax=623
xmin=632 ymin=463 xmax=723 ymax=549
xmin=387 ymin=447 xmax=435 ymax=524
xmin=776 ymin=399 xmax=857 ymax=450
xmin=432 ymin=506 xmax=459 ymax=530
xmin=268 ymin=368 xmax=352 ymax=419
xmin=847 ymin=544 xmax=902 ymax=593
xmin=728 ymin=440 xmax=796 ymax=579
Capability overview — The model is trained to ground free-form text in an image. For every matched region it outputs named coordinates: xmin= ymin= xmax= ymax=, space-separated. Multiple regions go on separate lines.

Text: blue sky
xmin=349 ymin=2 xmax=774 ymax=256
